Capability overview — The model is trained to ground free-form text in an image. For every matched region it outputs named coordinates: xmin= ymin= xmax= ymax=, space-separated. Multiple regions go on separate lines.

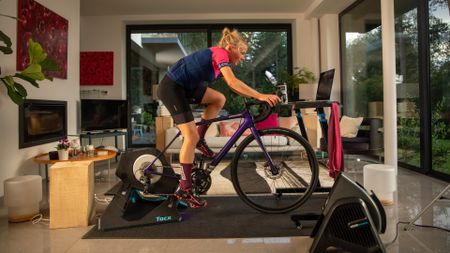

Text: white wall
xmin=319 ymin=14 xmax=341 ymax=102
xmin=0 ymin=0 xmax=80 ymax=196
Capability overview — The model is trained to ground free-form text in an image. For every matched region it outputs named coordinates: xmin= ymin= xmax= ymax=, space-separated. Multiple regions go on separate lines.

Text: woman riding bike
xmin=157 ymin=27 xmax=280 ymax=208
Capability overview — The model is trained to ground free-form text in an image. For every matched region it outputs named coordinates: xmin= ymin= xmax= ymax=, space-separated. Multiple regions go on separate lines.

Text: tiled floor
xmin=0 ymin=157 xmax=449 ymax=253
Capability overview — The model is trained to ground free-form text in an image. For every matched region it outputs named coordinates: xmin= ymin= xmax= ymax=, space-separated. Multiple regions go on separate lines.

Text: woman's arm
xmin=220 ymin=66 xmax=280 ymax=106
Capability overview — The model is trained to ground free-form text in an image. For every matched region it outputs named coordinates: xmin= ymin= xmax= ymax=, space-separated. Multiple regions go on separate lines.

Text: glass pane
xmin=340 ymin=1 xmax=384 ymax=157
xmin=340 ymin=1 xmax=382 ymax=118
xmin=129 ymin=31 xmax=207 ymax=145
xmin=211 ymin=29 xmax=288 ymax=114
xmin=429 ymin=0 xmax=450 ymax=175
xmin=395 ymin=1 xmax=420 ymax=167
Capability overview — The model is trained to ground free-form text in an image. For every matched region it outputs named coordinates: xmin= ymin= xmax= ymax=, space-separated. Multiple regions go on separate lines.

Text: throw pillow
xmin=205 ymin=122 xmax=219 ymax=138
xmin=219 ymin=121 xmax=251 ymax=137
xmin=256 ymin=113 xmax=279 ymax=130
xmin=340 ymin=116 xmax=363 ymax=137
xmin=278 ymin=116 xmax=298 ymax=130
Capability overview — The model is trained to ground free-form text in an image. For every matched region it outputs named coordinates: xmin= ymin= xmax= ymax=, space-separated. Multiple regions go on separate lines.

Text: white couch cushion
xmin=205 ymin=122 xmax=219 ymax=137
xmin=340 ymin=115 xmax=363 ymax=137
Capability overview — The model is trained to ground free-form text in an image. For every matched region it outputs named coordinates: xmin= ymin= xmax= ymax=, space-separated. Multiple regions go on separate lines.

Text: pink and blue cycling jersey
xmin=166 ymin=47 xmax=231 ymax=90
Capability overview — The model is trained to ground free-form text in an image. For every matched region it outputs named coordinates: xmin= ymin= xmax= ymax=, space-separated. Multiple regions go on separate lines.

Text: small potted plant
xmin=56 ymin=137 xmax=70 ymax=160
xmin=282 ymin=67 xmax=316 ymax=101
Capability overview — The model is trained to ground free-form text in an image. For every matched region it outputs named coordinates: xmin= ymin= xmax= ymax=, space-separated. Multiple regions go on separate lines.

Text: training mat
xmin=83 ymin=195 xmax=326 ymax=239
xmin=104 ymin=182 xmax=122 ymax=196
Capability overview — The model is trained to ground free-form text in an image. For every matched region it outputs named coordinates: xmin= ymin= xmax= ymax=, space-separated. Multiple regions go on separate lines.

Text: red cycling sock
xmin=197 ymin=119 xmax=211 ymax=140
xmin=179 ymin=163 xmax=193 ymax=191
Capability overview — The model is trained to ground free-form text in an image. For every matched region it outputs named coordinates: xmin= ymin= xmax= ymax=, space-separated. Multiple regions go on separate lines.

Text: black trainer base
xmin=309 ymin=198 xmax=386 ymax=253
xmin=98 ymin=184 xmax=185 ymax=231
xmin=292 ymin=173 xmax=387 ymax=253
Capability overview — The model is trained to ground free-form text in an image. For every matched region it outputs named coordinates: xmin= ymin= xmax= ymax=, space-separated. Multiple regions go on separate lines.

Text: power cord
xmin=30 ymin=213 xmax=50 ymax=225
xmin=384 ymin=221 xmax=450 ymax=248
xmin=30 ymin=194 xmax=113 ymax=225
xmin=94 ymin=193 xmax=113 ymax=205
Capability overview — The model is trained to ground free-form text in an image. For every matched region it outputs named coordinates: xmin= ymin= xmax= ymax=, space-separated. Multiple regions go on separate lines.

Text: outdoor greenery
xmin=209 ymin=30 xmax=288 ymax=114
xmin=343 ymin=0 xmax=450 ymax=175
xmin=280 ymin=67 xmax=316 ymax=100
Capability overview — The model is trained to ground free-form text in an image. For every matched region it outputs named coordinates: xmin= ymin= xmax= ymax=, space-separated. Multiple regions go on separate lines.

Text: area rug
xmin=83 ymin=195 xmax=326 ymax=239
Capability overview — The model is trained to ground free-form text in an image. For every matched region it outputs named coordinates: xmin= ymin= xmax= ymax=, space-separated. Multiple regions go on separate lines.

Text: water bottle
xmin=276 ymin=83 xmax=288 ymax=104
xmin=265 ymin=70 xmax=288 ymax=104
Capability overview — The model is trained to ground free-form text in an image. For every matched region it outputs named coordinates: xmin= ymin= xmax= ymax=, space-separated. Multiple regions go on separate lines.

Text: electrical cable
xmin=30 ymin=214 xmax=50 ymax=225
xmin=94 ymin=193 xmax=112 ymax=204
xmin=384 ymin=221 xmax=450 ymax=248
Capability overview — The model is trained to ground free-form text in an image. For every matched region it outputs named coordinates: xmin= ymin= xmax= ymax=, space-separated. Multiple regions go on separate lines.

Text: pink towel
xmin=327 ymin=102 xmax=344 ymax=179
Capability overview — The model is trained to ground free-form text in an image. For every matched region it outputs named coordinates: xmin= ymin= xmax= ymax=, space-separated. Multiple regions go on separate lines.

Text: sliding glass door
xmin=428 ymin=1 xmax=450 ymax=176
xmin=395 ymin=1 xmax=421 ymax=168
xmin=340 ymin=0 xmax=450 ymax=179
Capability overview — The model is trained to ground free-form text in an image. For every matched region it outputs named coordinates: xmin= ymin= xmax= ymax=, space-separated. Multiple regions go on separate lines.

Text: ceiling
xmin=80 ymin=0 xmax=317 ymax=16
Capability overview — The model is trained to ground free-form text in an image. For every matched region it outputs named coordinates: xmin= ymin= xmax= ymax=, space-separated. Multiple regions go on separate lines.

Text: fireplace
xmin=19 ymin=99 xmax=67 ymax=148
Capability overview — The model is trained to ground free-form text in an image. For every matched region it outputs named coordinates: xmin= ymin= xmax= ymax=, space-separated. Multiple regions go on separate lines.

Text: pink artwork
xmin=80 ymin=52 xmax=114 ymax=85
xmin=16 ymin=0 xmax=68 ymax=79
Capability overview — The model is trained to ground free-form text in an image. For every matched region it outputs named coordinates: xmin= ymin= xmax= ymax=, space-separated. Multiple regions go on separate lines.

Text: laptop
xmin=315 ymin=69 xmax=335 ymax=101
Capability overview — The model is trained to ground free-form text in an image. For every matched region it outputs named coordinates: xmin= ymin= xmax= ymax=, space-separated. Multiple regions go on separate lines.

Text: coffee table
xmin=33 ymin=149 xmax=117 ymax=180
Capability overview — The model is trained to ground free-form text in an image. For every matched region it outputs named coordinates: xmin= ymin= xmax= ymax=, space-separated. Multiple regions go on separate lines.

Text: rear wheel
xmin=231 ymin=128 xmax=319 ymax=214
xmin=118 ymin=148 xmax=177 ymax=194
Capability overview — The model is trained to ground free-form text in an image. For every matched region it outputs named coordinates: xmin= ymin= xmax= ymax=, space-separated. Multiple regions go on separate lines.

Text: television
xmin=316 ymin=69 xmax=335 ymax=100
xmin=81 ymin=99 xmax=128 ymax=132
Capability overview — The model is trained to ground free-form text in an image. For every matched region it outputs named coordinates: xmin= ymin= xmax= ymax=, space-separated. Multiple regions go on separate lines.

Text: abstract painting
xmin=80 ymin=52 xmax=114 ymax=85
xmin=16 ymin=0 xmax=68 ymax=79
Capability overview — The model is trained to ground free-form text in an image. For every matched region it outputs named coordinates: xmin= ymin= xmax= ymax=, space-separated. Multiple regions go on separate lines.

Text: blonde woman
xmin=157 ymin=27 xmax=280 ymax=208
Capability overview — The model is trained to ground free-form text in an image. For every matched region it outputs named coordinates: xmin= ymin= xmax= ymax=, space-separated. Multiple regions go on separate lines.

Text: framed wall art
xmin=17 ymin=0 xmax=68 ymax=79
xmin=80 ymin=51 xmax=114 ymax=85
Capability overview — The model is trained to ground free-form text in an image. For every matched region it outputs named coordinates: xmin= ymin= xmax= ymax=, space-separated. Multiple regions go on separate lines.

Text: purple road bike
xmin=126 ymin=101 xmax=319 ymax=214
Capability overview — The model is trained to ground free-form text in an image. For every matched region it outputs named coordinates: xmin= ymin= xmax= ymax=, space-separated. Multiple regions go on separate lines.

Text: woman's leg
xmin=177 ymin=121 xmax=199 ymax=165
xmin=175 ymin=121 xmax=207 ymax=207
xmin=157 ymin=76 xmax=206 ymax=207
xmin=200 ymin=87 xmax=226 ymax=120
xmin=193 ymin=88 xmax=226 ymax=158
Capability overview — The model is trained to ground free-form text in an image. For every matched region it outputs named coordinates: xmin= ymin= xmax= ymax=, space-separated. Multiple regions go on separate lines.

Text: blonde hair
xmin=217 ymin=27 xmax=247 ymax=49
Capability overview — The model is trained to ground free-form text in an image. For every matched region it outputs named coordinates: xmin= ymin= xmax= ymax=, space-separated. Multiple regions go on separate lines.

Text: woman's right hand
xmin=256 ymin=93 xmax=281 ymax=107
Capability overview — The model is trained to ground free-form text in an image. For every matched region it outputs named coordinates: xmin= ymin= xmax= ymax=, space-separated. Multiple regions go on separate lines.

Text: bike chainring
xmin=191 ymin=168 xmax=212 ymax=195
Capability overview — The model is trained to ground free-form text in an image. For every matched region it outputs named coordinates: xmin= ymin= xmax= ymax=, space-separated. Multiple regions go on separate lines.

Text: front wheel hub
xmin=264 ymin=163 xmax=284 ymax=180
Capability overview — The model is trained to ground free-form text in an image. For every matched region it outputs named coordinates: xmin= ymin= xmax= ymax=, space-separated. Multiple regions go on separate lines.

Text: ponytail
xmin=217 ymin=27 xmax=247 ymax=49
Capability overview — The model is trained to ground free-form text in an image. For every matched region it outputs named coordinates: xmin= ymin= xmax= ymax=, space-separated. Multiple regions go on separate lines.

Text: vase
xmin=57 ymin=149 xmax=69 ymax=160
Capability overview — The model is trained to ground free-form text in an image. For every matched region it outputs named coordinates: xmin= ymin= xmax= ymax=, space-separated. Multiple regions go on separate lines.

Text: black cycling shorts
xmin=157 ymin=75 xmax=207 ymax=124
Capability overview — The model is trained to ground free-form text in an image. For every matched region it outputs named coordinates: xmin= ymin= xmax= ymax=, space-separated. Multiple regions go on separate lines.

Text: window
xmin=340 ymin=0 xmax=450 ymax=179
xmin=429 ymin=0 xmax=450 ymax=176
xmin=126 ymin=25 xmax=291 ymax=146
xmin=395 ymin=1 xmax=420 ymax=168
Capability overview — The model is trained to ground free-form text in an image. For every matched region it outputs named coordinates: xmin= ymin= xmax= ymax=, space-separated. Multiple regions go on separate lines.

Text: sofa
xmin=164 ymin=114 xmax=302 ymax=155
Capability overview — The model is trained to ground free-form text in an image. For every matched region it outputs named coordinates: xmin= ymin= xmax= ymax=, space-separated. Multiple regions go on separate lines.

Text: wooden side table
xmin=33 ymin=149 xmax=117 ymax=180
xmin=301 ymin=109 xmax=322 ymax=149
xmin=49 ymin=161 xmax=94 ymax=229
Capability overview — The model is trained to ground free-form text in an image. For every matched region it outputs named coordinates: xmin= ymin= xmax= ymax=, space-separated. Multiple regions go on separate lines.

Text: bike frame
xmin=143 ymin=106 xmax=277 ymax=176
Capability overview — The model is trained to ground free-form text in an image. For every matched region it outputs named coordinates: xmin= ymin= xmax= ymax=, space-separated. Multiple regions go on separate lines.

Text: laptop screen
xmin=316 ymin=69 xmax=335 ymax=100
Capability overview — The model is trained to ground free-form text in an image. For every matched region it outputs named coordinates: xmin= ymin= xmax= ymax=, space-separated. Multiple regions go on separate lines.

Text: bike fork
xmin=250 ymin=128 xmax=279 ymax=175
